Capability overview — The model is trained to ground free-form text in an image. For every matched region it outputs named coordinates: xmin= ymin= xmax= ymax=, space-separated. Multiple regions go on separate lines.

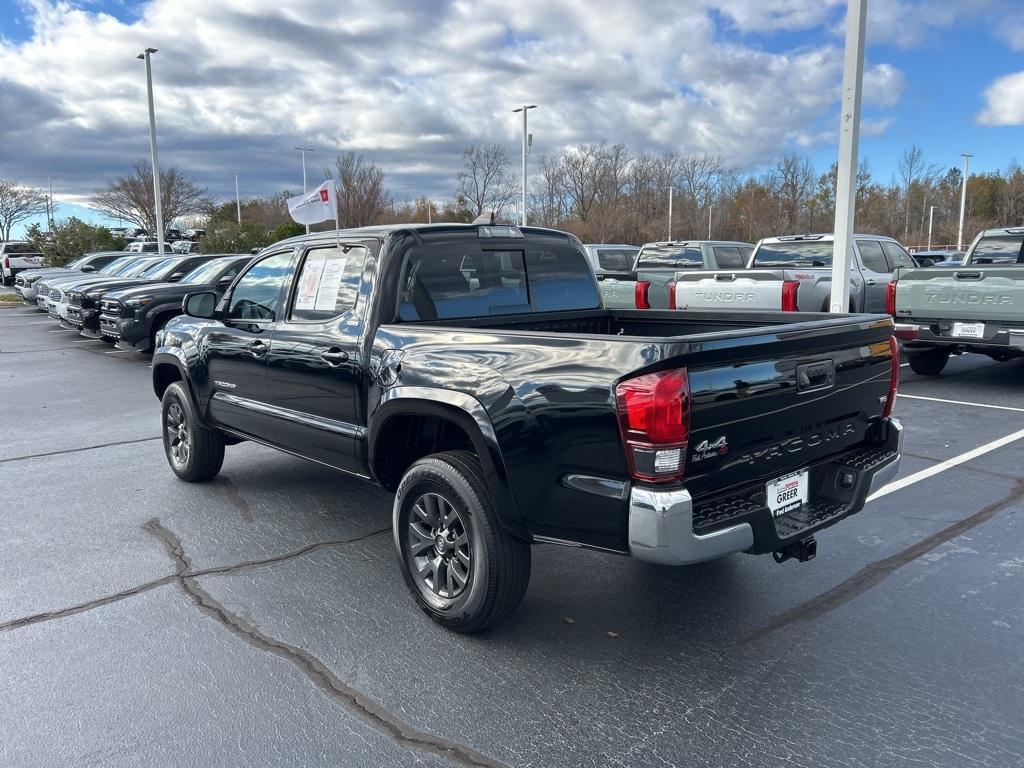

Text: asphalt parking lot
xmin=2 ymin=303 xmax=1023 ymax=768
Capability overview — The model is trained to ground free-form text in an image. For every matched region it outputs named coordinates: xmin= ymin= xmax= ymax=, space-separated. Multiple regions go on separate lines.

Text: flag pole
xmin=334 ymin=180 xmax=341 ymax=249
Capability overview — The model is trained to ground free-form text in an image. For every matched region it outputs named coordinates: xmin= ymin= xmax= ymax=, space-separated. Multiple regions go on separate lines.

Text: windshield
xmin=752 ymin=240 xmax=833 ymax=267
xmin=121 ymin=259 xmax=163 ymax=277
xmin=100 ymin=257 xmax=138 ymax=275
xmin=65 ymin=257 xmax=85 ymax=269
xmin=138 ymin=259 xmax=178 ymax=278
xmin=182 ymin=259 xmax=234 ymax=284
xmin=970 ymin=235 xmax=1024 ymax=264
xmin=636 ymin=244 xmax=703 ymax=269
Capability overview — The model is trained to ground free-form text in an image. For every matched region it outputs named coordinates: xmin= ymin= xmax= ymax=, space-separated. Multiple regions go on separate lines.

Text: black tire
xmin=1 ymin=274 xmax=11 ymax=286
xmin=161 ymin=381 xmax=225 ymax=482
xmin=907 ymin=349 xmax=950 ymax=375
xmin=393 ymin=450 xmax=531 ymax=633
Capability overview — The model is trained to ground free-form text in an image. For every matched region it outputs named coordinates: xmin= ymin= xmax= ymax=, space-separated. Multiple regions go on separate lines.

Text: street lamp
xmin=957 ymin=153 xmax=973 ymax=251
xmin=512 ymin=105 xmax=537 ymax=226
xmin=233 ymin=172 xmax=242 ymax=224
xmin=137 ymin=48 xmax=165 ymax=256
xmin=666 ymin=186 xmax=674 ymax=241
xmin=294 ymin=147 xmax=315 ymax=234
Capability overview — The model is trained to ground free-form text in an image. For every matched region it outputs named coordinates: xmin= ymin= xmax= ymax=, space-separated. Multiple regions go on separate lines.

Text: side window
xmin=289 ymin=245 xmax=368 ymax=321
xmin=712 ymin=246 xmax=745 ymax=269
xmin=596 ymin=249 xmax=631 ymax=271
xmin=227 ymin=251 xmax=294 ymax=322
xmin=881 ymin=241 xmax=916 ymax=270
xmin=857 ymin=240 xmax=888 ymax=273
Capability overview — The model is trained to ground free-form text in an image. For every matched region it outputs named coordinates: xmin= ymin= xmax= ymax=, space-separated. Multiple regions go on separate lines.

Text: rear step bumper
xmin=628 ymin=418 xmax=903 ymax=565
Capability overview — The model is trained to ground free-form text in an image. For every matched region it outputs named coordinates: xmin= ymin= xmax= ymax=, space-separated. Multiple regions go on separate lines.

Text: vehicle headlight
xmin=124 ymin=296 xmax=154 ymax=309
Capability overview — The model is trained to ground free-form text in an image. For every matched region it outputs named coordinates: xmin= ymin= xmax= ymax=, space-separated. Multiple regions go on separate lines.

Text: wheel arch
xmin=368 ymin=387 xmax=526 ymax=538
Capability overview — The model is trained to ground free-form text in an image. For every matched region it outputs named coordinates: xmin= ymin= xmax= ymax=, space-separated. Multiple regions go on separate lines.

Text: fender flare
xmin=368 ymin=386 xmax=526 ymax=538
xmin=151 ymin=347 xmax=214 ymax=427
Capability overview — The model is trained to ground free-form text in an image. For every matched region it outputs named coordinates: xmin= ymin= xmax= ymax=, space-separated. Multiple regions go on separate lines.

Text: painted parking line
xmin=868 ymin=426 xmax=1024 ymax=502
xmin=104 ymin=349 xmax=131 ymax=354
xmin=72 ymin=338 xmax=99 ymax=343
xmin=897 ymin=393 xmax=1024 ymax=415
xmin=48 ymin=328 xmax=77 ymax=333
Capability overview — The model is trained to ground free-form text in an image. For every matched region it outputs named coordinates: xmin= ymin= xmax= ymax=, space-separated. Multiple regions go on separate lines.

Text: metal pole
xmin=234 ymin=173 xmax=241 ymax=224
xmin=829 ymin=0 xmax=866 ymax=314
xmin=707 ymin=202 xmax=713 ymax=239
xmin=294 ymin=147 xmax=314 ymax=234
xmin=927 ymin=205 xmax=934 ymax=251
xmin=138 ymin=49 xmax=165 ymax=256
xmin=667 ymin=187 xmax=673 ymax=241
xmin=47 ymin=177 xmax=54 ymax=228
xmin=957 ymin=153 xmax=972 ymax=250
xmin=513 ymin=105 xmax=537 ymax=226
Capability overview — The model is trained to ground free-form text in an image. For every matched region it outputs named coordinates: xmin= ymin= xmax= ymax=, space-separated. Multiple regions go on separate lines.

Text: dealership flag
xmin=287 ymin=181 xmax=336 ymax=226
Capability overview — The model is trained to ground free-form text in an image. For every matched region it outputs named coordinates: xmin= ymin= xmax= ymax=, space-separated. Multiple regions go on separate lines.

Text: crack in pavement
xmin=145 ymin=518 xmax=504 ymax=768
xmin=216 ymin=475 xmax=253 ymax=523
xmin=744 ymin=479 xmax=1024 ymax=644
xmin=0 ymin=435 xmax=162 ymax=464
xmin=0 ymin=526 xmax=390 ymax=633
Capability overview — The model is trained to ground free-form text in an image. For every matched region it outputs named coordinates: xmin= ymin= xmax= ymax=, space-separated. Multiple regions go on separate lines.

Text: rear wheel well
xmin=153 ymin=362 xmax=183 ymax=399
xmin=373 ymin=414 xmax=475 ymax=492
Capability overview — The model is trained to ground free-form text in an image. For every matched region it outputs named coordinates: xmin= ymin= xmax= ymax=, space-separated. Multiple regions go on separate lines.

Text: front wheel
xmin=393 ymin=450 xmax=531 ymax=633
xmin=161 ymin=382 xmax=225 ymax=481
xmin=907 ymin=349 xmax=950 ymax=375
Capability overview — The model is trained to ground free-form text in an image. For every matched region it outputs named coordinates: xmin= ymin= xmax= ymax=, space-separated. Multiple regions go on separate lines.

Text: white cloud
xmin=0 ymin=0 xmax=913 ymax=205
xmin=978 ymin=71 xmax=1024 ymax=126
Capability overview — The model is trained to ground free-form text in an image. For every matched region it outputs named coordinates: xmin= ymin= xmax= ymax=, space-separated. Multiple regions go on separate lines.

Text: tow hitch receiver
xmin=773 ymin=536 xmax=817 ymax=564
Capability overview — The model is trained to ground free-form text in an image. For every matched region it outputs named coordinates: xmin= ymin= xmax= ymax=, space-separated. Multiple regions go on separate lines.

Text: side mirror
xmin=182 ymin=291 xmax=218 ymax=319
xmin=80 ymin=265 xmax=95 ymax=273
xmin=170 ymin=271 xmax=185 ymax=280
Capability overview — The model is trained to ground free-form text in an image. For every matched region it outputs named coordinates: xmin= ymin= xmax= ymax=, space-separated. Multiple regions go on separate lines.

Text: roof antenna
xmin=472 ymin=211 xmax=496 ymax=225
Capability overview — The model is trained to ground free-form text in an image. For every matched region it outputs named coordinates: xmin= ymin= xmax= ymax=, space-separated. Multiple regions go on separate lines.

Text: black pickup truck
xmin=152 ymin=222 xmax=903 ymax=632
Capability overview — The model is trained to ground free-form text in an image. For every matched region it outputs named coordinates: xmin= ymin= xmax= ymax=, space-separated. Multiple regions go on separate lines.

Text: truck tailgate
xmin=678 ymin=317 xmax=895 ymax=505
xmin=672 ymin=271 xmax=782 ymax=310
xmin=896 ymin=267 xmax=1024 ymax=322
xmin=597 ymin=273 xmax=637 ymax=309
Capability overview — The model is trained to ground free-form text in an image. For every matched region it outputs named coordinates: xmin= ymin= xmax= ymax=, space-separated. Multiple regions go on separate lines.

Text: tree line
xmin=7 ymin=143 xmax=1024 ymax=266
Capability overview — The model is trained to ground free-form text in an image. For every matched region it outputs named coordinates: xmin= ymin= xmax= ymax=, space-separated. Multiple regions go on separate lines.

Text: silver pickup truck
xmin=893 ymin=227 xmax=1024 ymax=374
xmin=583 ymin=243 xmax=640 ymax=308
xmin=629 ymin=240 xmax=761 ymax=309
xmin=744 ymin=234 xmax=915 ymax=313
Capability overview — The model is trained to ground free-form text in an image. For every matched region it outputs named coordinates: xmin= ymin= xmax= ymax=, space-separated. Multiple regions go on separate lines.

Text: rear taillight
xmin=886 ymin=281 xmax=897 ymax=315
xmin=615 ymin=368 xmax=690 ymax=483
xmin=667 ymin=282 xmax=677 ymax=310
xmin=635 ymin=281 xmax=651 ymax=309
xmin=782 ymin=280 xmax=799 ymax=311
xmin=882 ymin=336 xmax=899 ymax=418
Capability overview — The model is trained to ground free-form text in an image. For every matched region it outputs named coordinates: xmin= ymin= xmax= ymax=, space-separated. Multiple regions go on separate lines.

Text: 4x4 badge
xmin=692 ymin=435 xmax=728 ymax=461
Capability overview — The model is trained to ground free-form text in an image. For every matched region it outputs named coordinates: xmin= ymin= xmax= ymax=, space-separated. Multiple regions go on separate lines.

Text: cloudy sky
xmin=1 ymin=0 xmax=1023 ymax=234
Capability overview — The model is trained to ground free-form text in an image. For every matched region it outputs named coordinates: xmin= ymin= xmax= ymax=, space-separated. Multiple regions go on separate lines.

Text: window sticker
xmin=295 ymin=253 xmax=327 ymax=310
xmin=315 ymin=257 xmax=347 ymax=310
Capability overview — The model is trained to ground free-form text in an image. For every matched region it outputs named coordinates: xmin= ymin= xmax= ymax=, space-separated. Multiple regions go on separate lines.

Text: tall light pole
xmin=512 ymin=105 xmax=537 ymax=226
xmin=137 ymin=48 xmax=165 ymax=256
xmin=927 ymin=205 xmax=935 ymax=251
xmin=46 ymin=176 xmax=55 ymax=229
xmin=233 ymin=173 xmax=242 ymax=224
xmin=957 ymin=153 xmax=973 ymax=250
xmin=707 ymin=201 xmax=714 ymax=239
xmin=666 ymin=186 xmax=674 ymax=241
xmin=829 ymin=0 xmax=866 ymax=313
xmin=294 ymin=147 xmax=315 ymax=234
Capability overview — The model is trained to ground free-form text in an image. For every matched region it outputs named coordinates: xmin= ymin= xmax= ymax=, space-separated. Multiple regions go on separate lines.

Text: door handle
xmin=865 ymin=279 xmax=878 ymax=286
xmin=320 ymin=347 xmax=349 ymax=366
xmin=246 ymin=339 xmax=268 ymax=357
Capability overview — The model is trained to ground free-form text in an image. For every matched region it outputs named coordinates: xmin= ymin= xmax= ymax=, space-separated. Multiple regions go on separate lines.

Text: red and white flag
xmin=287 ymin=180 xmax=336 ymax=225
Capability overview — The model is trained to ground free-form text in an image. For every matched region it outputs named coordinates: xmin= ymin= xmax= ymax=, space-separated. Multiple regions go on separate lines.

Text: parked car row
xmin=13 ymin=251 xmax=252 ymax=351
xmin=589 ymin=233 xmax=919 ymax=315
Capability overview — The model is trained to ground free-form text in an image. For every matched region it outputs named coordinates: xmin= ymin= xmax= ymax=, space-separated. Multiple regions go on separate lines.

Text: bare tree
xmin=0 ymin=180 xmax=49 ymax=240
xmin=92 ymin=161 xmax=211 ymax=233
xmin=455 ymin=144 xmax=517 ymax=218
xmin=898 ymin=145 xmax=925 ymax=238
xmin=775 ymin=154 xmax=815 ymax=232
xmin=332 ymin=152 xmax=391 ymax=228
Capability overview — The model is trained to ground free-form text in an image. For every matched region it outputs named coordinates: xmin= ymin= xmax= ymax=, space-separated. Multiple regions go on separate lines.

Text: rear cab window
xmin=636 ymin=245 xmax=703 ymax=269
xmin=711 ymin=246 xmax=746 ymax=269
xmin=881 ymin=241 xmax=916 ymax=270
xmin=398 ymin=239 xmax=598 ymax=322
xmin=752 ymin=240 xmax=833 ymax=267
xmin=969 ymin=234 xmax=1024 ymax=265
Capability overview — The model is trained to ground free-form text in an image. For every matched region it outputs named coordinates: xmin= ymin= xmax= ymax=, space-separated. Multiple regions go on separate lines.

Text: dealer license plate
xmin=766 ymin=469 xmax=808 ymax=517
xmin=952 ymin=322 xmax=985 ymax=339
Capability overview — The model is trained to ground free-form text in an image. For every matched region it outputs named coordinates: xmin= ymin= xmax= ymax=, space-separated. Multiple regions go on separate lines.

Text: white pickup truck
xmin=1 ymin=241 xmax=45 ymax=285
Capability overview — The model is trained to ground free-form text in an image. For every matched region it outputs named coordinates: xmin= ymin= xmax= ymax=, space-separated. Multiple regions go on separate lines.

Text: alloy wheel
xmin=407 ymin=492 xmax=472 ymax=599
xmin=165 ymin=401 xmax=191 ymax=468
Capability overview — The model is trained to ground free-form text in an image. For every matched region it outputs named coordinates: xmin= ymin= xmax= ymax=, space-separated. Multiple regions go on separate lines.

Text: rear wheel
xmin=393 ymin=450 xmax=531 ymax=633
xmin=907 ymin=348 xmax=950 ymax=375
xmin=161 ymin=382 xmax=224 ymax=481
